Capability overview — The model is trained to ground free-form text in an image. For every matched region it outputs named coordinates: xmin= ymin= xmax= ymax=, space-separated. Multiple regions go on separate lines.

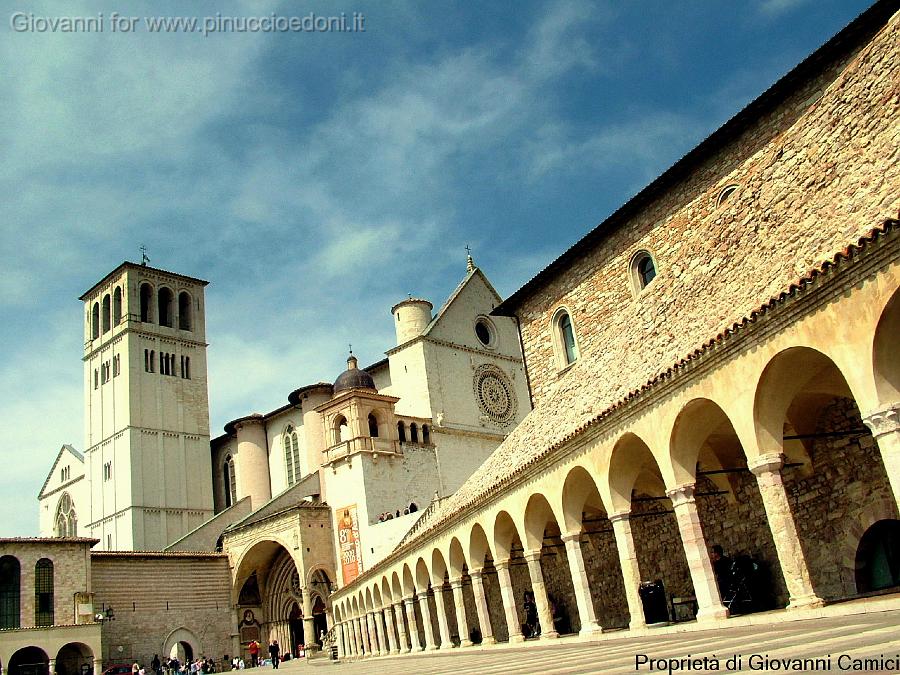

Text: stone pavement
xmin=281 ymin=603 xmax=900 ymax=674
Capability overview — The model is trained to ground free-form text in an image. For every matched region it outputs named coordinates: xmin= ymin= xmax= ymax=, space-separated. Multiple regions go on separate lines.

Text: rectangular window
xmin=34 ymin=561 xmax=54 ymax=627
xmin=103 ymin=462 xmax=112 ymax=481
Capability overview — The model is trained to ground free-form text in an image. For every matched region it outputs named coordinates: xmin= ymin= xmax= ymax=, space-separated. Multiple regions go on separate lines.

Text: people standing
xmin=248 ymin=641 xmax=260 ymax=669
xmin=268 ymin=641 xmax=279 ymax=670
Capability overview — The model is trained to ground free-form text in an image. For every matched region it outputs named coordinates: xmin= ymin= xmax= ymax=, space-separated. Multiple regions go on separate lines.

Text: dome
xmin=333 ymin=354 xmax=376 ymax=395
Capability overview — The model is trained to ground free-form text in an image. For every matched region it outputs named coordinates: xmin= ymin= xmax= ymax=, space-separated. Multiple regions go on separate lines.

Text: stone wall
xmin=784 ymin=396 xmax=899 ymax=601
xmin=631 ymin=500 xmax=693 ymax=610
xmin=514 ymin=11 xmax=899 ymax=411
xmin=580 ymin=526 xmax=629 ymax=629
xmin=91 ymin=552 xmax=233 ymax=667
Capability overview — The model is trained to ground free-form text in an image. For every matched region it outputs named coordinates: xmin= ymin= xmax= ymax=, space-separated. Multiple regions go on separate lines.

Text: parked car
xmin=102 ymin=665 xmax=133 ymax=675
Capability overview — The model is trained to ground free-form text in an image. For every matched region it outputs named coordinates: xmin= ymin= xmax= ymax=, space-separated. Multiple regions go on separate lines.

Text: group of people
xmin=376 ymin=503 xmax=419 ymax=522
xmin=142 ymin=655 xmax=217 ymax=675
xmin=231 ymin=640 xmax=282 ymax=670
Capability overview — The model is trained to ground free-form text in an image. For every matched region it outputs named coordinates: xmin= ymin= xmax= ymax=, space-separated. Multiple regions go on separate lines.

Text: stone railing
xmin=323 ymin=436 xmax=401 ymax=465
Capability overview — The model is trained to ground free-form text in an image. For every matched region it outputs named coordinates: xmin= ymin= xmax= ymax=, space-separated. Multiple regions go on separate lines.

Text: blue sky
xmin=0 ymin=0 xmax=874 ymax=536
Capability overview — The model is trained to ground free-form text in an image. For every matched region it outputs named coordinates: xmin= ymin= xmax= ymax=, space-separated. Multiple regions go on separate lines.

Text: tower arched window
xmin=55 ymin=492 xmax=77 ymax=537
xmin=368 ymin=413 xmax=379 ymax=438
xmin=158 ymin=287 xmax=174 ymax=327
xmin=34 ymin=558 xmax=53 ymax=627
xmin=91 ymin=302 xmax=100 ymax=339
xmin=140 ymin=283 xmax=153 ymax=322
xmin=397 ymin=422 xmax=406 ymax=443
xmin=284 ymin=425 xmax=301 ymax=486
xmin=333 ymin=415 xmax=349 ymax=445
xmin=224 ymin=455 xmax=237 ymax=507
xmin=410 ymin=423 xmax=419 ymax=443
xmin=113 ymin=286 xmax=122 ymax=325
xmin=102 ymin=294 xmax=111 ymax=333
xmin=0 ymin=555 xmax=20 ymax=629
xmin=178 ymin=291 xmax=192 ymax=331
xmin=422 ymin=424 xmax=430 ymax=445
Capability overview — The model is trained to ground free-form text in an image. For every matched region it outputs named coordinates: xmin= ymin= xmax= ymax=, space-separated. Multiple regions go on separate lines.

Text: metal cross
xmin=140 ymin=245 xmax=150 ymax=266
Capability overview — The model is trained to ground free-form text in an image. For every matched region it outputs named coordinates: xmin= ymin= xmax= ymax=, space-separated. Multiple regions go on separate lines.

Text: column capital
xmin=402 ymin=595 xmax=416 ymax=605
xmin=560 ymin=531 xmax=582 ymax=544
xmin=665 ymin=483 xmax=696 ymax=506
xmin=523 ymin=549 xmax=542 ymax=563
xmin=747 ymin=452 xmax=785 ymax=476
xmin=494 ymin=558 xmax=511 ymax=571
xmin=469 ymin=567 xmax=484 ymax=579
xmin=449 ymin=576 xmax=464 ymax=589
xmin=862 ymin=403 xmax=900 ymax=438
xmin=608 ymin=510 xmax=631 ymax=523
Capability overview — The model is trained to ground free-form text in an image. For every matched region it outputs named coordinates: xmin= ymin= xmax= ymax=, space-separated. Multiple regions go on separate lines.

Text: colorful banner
xmin=338 ymin=504 xmax=363 ymax=584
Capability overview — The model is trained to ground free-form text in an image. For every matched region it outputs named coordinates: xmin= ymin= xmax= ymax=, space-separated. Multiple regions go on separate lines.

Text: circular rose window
xmin=473 ymin=364 xmax=517 ymax=426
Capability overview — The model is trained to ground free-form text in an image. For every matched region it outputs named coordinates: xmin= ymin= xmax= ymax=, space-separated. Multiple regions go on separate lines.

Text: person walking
xmin=267 ymin=641 xmax=279 ymax=670
xmin=248 ymin=641 xmax=260 ymax=668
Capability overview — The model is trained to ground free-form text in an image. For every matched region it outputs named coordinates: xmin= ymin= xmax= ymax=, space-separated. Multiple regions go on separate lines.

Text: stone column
xmin=494 ymin=559 xmax=524 ymax=643
xmin=383 ymin=605 xmax=398 ymax=654
xmin=373 ymin=610 xmax=387 ymax=656
xmin=667 ymin=484 xmax=729 ymax=622
xmin=561 ymin=532 xmax=603 ymax=636
xmin=366 ymin=612 xmax=380 ymax=655
xmin=93 ymin=658 xmax=103 ymax=675
xmin=470 ymin=569 xmax=496 ymax=645
xmin=432 ymin=585 xmax=454 ymax=648
xmin=523 ymin=550 xmax=559 ymax=639
xmin=351 ymin=617 xmax=360 ymax=656
xmin=404 ymin=596 xmax=423 ymax=651
xmin=358 ymin=615 xmax=370 ymax=655
xmin=450 ymin=577 xmax=473 ymax=647
xmin=864 ymin=404 xmax=900 ymax=510
xmin=609 ymin=511 xmax=646 ymax=630
xmin=48 ymin=659 xmax=56 ymax=675
xmin=302 ymin=591 xmax=316 ymax=651
xmin=749 ymin=454 xmax=824 ymax=609
xmin=417 ymin=593 xmax=438 ymax=650
xmin=394 ymin=601 xmax=410 ymax=652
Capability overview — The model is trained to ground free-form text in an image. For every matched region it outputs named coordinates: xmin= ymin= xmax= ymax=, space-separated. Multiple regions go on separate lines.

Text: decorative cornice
xmin=862 ymin=403 xmax=900 ymax=438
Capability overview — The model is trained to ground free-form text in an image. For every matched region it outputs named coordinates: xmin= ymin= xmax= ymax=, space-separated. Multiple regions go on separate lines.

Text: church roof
xmin=37 ymin=444 xmax=84 ymax=499
xmin=423 ymin=264 xmax=502 ymax=337
xmin=79 ymin=261 xmax=208 ymax=300
xmin=333 ymin=354 xmax=376 ymax=394
xmin=493 ymin=0 xmax=896 ymax=318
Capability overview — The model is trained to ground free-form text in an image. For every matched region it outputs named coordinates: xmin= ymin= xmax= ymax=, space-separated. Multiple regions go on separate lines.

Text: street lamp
xmin=94 ymin=606 xmax=115 ymax=622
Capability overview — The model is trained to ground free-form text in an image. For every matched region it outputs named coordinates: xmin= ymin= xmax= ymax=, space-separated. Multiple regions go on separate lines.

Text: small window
xmin=34 ymin=558 xmax=54 ymax=626
xmin=103 ymin=462 xmax=112 ymax=481
xmin=140 ymin=283 xmax=153 ymax=322
xmin=0 ymin=555 xmax=21 ymax=629
xmin=397 ymin=422 xmax=406 ymax=443
xmin=422 ymin=425 xmax=430 ymax=445
xmin=102 ymin=294 xmax=111 ymax=333
xmin=553 ymin=310 xmax=578 ymax=367
xmin=158 ymin=287 xmax=174 ymax=327
xmin=630 ymin=250 xmax=658 ymax=293
xmin=284 ymin=426 xmax=300 ymax=487
xmin=224 ymin=455 xmax=237 ymax=507
xmin=410 ymin=423 xmax=419 ymax=443
xmin=368 ymin=413 xmax=379 ymax=438
xmin=716 ymin=184 xmax=739 ymax=207
xmin=474 ymin=318 xmax=494 ymax=347
xmin=92 ymin=302 xmax=100 ymax=339
xmin=178 ymin=291 xmax=192 ymax=331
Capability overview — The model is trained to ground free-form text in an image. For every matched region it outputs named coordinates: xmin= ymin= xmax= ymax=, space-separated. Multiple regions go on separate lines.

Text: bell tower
xmin=80 ymin=261 xmax=214 ymax=550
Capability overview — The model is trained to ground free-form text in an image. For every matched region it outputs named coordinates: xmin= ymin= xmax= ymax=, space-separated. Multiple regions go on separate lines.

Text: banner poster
xmin=338 ymin=504 xmax=363 ymax=584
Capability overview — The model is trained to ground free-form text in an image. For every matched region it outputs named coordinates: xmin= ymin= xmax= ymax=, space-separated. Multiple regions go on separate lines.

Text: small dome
xmin=333 ymin=354 xmax=376 ymax=395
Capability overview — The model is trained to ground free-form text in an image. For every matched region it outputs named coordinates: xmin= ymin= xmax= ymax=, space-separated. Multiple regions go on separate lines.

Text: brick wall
xmin=91 ymin=553 xmax=233 ymax=667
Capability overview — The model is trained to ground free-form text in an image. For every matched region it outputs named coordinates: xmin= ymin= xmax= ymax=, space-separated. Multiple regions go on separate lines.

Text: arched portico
xmin=9 ymin=646 xmax=49 ymax=675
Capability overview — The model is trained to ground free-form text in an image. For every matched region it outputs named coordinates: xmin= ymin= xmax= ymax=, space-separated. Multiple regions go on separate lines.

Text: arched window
xmin=34 ymin=559 xmax=53 ymax=626
xmin=178 ymin=291 xmax=192 ymax=331
xmin=397 ymin=422 xmax=406 ymax=443
xmin=410 ymin=423 xmax=419 ymax=443
xmin=91 ymin=302 xmax=100 ymax=339
xmin=0 ymin=555 xmax=20 ymax=629
xmin=102 ymin=294 xmax=111 ymax=333
xmin=284 ymin=426 xmax=301 ymax=486
xmin=422 ymin=424 xmax=430 ymax=445
xmin=716 ymin=184 xmax=739 ymax=207
xmin=158 ymin=287 xmax=174 ymax=327
xmin=113 ymin=286 xmax=123 ymax=325
xmin=631 ymin=250 xmax=657 ymax=291
xmin=55 ymin=492 xmax=77 ymax=537
xmin=553 ymin=309 xmax=578 ymax=366
xmin=368 ymin=413 xmax=379 ymax=438
xmin=333 ymin=415 xmax=349 ymax=445
xmin=224 ymin=455 xmax=237 ymax=507
xmin=149 ymin=350 xmax=155 ymax=373
xmin=140 ymin=283 xmax=153 ymax=322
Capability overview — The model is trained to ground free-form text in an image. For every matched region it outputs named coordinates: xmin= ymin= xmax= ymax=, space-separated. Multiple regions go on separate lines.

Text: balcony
xmin=323 ymin=436 xmax=401 ymax=465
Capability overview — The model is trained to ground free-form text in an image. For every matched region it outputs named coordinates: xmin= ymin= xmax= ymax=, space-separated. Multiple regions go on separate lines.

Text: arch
xmin=91 ymin=302 xmax=100 ymax=339
xmin=855 ymin=518 xmax=900 ymax=593
xmin=113 ymin=286 xmax=122 ymax=325
xmin=873 ymin=286 xmax=900 ymax=403
xmin=333 ymin=415 xmax=349 ymax=445
xmin=158 ymin=287 xmax=175 ymax=327
xmin=0 ymin=554 xmax=21 ymax=629
xmin=551 ymin=307 xmax=578 ymax=367
xmin=492 ymin=510 xmax=522 ymax=561
xmin=231 ymin=537 xmax=298 ymax=605
xmin=163 ymin=627 xmax=200 ymax=663
xmin=716 ymin=184 xmax=739 ymax=207
xmin=468 ymin=523 xmax=492 ymax=570
xmin=55 ymin=491 xmax=77 ymax=537
xmin=409 ymin=423 xmax=419 ymax=443
xmin=754 ymin=346 xmax=859 ymax=459
xmin=422 ymin=425 xmax=431 ymax=445
xmin=560 ymin=465 xmax=606 ymax=534
xmin=523 ymin=493 xmax=558 ymax=552
xmin=391 ymin=571 xmax=403 ymax=599
xmin=630 ymin=250 xmax=657 ymax=291
xmin=140 ymin=282 xmax=153 ymax=322
xmin=397 ymin=421 xmax=407 ymax=443
xmin=178 ymin=291 xmax=192 ymax=331
xmin=670 ymin=398 xmax=743 ymax=487
xmin=430 ymin=548 xmax=449 ymax=586
xmin=9 ymin=646 xmax=48 ymax=675
xmin=380 ymin=576 xmax=393 ymax=606
xmin=448 ymin=537 xmax=467 ymax=578
xmin=34 ymin=558 xmax=54 ymax=626
xmin=414 ymin=557 xmax=431 ymax=591
xmin=101 ymin=294 xmax=111 ymax=333
xmin=606 ymin=432 xmax=663 ymax=514
xmin=223 ymin=455 xmax=237 ymax=508
xmin=368 ymin=412 xmax=379 ymax=438
xmin=55 ymin=642 xmax=93 ymax=675
xmin=401 ymin=563 xmax=416 ymax=597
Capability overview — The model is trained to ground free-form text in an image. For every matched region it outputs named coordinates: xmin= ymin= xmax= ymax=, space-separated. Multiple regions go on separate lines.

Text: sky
xmin=0 ymin=0 xmax=875 ymax=536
